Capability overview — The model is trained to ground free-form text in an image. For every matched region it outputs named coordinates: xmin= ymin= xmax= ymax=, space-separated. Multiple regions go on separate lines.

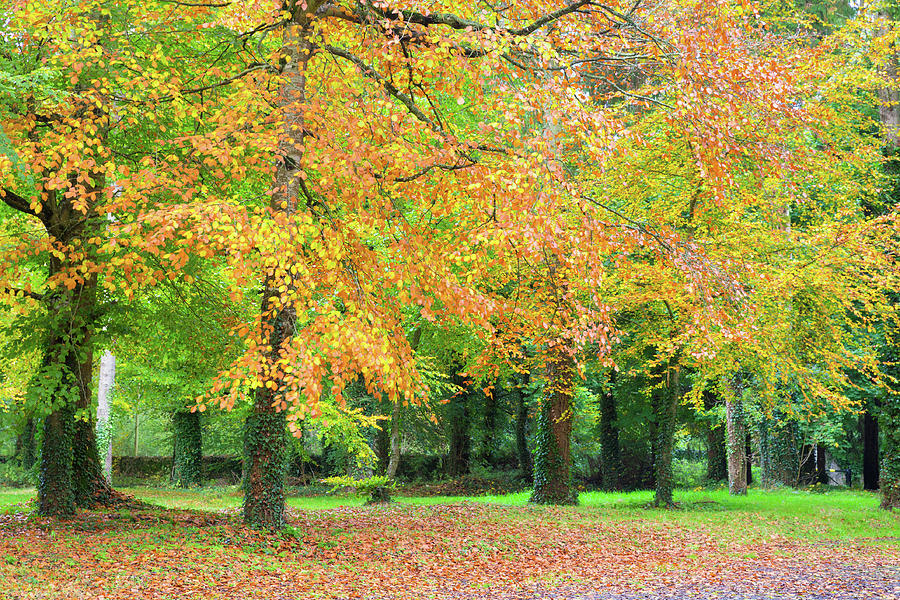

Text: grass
xmin=1 ymin=484 xmax=895 ymax=542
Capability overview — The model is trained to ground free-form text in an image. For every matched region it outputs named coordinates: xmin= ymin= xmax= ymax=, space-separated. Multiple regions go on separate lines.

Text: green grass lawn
xmin=1 ymin=484 xmax=896 ymax=543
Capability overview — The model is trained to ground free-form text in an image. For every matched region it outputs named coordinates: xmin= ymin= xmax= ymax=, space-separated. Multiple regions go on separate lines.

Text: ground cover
xmin=0 ymin=487 xmax=897 ymax=599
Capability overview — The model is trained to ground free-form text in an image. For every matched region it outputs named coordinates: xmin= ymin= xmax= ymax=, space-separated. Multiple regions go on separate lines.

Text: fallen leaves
xmin=1 ymin=502 xmax=897 ymax=599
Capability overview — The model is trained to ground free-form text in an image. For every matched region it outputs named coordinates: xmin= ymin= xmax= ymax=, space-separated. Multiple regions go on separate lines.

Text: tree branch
xmin=322 ymin=45 xmax=442 ymax=134
xmin=2 ymin=287 xmax=44 ymax=301
xmin=1 ymin=188 xmax=38 ymax=217
xmin=368 ymin=1 xmax=596 ymax=36
xmin=510 ymin=0 xmax=594 ymax=36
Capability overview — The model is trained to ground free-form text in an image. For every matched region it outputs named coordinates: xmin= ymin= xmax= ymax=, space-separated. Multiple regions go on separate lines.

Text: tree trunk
xmin=816 ymin=444 xmax=828 ymax=485
xmin=39 ymin=402 xmax=76 ymax=516
xmin=599 ymin=370 xmax=623 ymax=491
xmin=20 ymin=418 xmax=37 ymax=471
xmin=446 ymin=370 xmax=472 ymax=477
xmin=653 ymin=358 xmax=679 ymax=507
xmin=863 ymin=410 xmax=880 ymax=491
xmin=385 ymin=400 xmax=401 ymax=479
xmin=530 ymin=345 xmax=577 ymax=505
xmin=725 ymin=391 xmax=748 ymax=496
xmin=878 ymin=11 xmax=900 ymax=149
xmin=374 ymin=402 xmax=390 ymax=475
xmin=242 ymin=2 xmax=316 ymax=530
xmin=73 ymin=318 xmax=113 ymax=508
xmin=759 ymin=417 xmax=798 ymax=488
xmin=704 ymin=392 xmax=727 ymax=482
xmin=746 ymin=434 xmax=753 ymax=486
xmin=881 ymin=397 xmax=900 ymax=509
xmin=96 ymin=350 xmax=115 ymax=483
xmin=39 ymin=234 xmax=102 ymax=514
xmin=514 ymin=371 xmax=533 ymax=480
xmin=877 ymin=9 xmax=899 ymax=510
xmin=172 ymin=410 xmax=203 ymax=487
xmin=480 ymin=385 xmax=500 ymax=466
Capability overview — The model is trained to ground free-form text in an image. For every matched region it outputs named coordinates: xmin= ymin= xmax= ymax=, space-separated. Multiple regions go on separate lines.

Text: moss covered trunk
xmin=243 ymin=2 xmax=316 ymax=529
xmin=513 ymin=371 xmax=532 ymax=480
xmin=172 ymin=410 xmax=203 ymax=487
xmin=599 ymin=370 xmax=622 ymax=492
xmin=653 ymin=358 xmax=679 ymax=507
xmin=446 ymin=369 xmax=472 ymax=477
xmin=530 ymin=346 xmax=577 ymax=505
xmin=72 ymin=308 xmax=113 ymax=508
xmin=704 ymin=392 xmax=727 ymax=483
xmin=725 ymin=379 xmax=748 ymax=496
xmin=882 ymin=397 xmax=900 ymax=509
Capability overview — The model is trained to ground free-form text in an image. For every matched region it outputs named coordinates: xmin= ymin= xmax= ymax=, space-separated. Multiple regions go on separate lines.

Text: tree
xmin=1 ymin=0 xmax=253 ymax=514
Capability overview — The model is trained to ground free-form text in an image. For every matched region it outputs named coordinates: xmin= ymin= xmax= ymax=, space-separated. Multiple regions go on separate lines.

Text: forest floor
xmin=0 ymin=487 xmax=897 ymax=599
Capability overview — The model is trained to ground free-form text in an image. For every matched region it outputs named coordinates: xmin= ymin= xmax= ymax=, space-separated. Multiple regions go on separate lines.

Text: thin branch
xmin=158 ymin=0 xmax=231 ymax=6
xmin=111 ymin=64 xmax=273 ymax=104
xmin=2 ymin=287 xmax=44 ymax=301
xmin=394 ymin=160 xmax=476 ymax=183
xmin=510 ymin=0 xmax=594 ymax=36
xmin=322 ymin=45 xmax=441 ymax=134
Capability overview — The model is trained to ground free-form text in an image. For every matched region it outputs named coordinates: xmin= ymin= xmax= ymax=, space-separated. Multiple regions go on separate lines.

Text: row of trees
xmin=1 ymin=0 xmax=899 ymax=528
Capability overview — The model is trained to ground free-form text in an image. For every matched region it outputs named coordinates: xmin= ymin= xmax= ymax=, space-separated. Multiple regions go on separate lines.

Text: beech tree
xmin=0 ymin=0 xmax=253 ymax=514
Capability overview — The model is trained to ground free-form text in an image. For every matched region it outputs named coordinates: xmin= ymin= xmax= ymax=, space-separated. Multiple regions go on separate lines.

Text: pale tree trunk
xmin=96 ymin=350 xmax=115 ymax=483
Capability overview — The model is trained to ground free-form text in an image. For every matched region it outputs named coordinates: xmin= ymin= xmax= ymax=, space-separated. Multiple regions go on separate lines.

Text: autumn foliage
xmin=2 ymin=0 xmax=900 ymax=523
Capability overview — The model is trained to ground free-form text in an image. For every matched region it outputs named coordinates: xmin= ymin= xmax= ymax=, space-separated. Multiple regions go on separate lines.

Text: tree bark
xmin=73 ymin=308 xmax=113 ymax=508
xmin=480 ymin=385 xmax=500 ymax=466
xmin=599 ymin=370 xmax=623 ymax=491
xmin=877 ymin=9 xmax=899 ymax=510
xmin=20 ymin=418 xmax=37 ymax=471
xmin=385 ymin=400 xmax=401 ymax=479
xmin=39 ymin=213 xmax=103 ymax=514
xmin=96 ymin=350 xmax=115 ymax=483
xmin=863 ymin=410 xmax=880 ymax=491
xmin=374 ymin=402 xmax=390 ymax=475
xmin=513 ymin=371 xmax=533 ymax=480
xmin=816 ymin=444 xmax=828 ymax=485
xmin=133 ymin=411 xmax=139 ymax=457
xmin=243 ymin=3 xmax=318 ymax=530
xmin=530 ymin=345 xmax=577 ymax=505
xmin=446 ymin=369 xmax=472 ymax=477
xmin=746 ymin=435 xmax=753 ymax=485
xmin=725 ymin=390 xmax=748 ymax=496
xmin=39 ymin=401 xmax=76 ymax=516
xmin=653 ymin=357 xmax=679 ymax=507
xmin=882 ymin=398 xmax=900 ymax=509
xmin=704 ymin=392 xmax=727 ymax=482
xmin=172 ymin=410 xmax=203 ymax=487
